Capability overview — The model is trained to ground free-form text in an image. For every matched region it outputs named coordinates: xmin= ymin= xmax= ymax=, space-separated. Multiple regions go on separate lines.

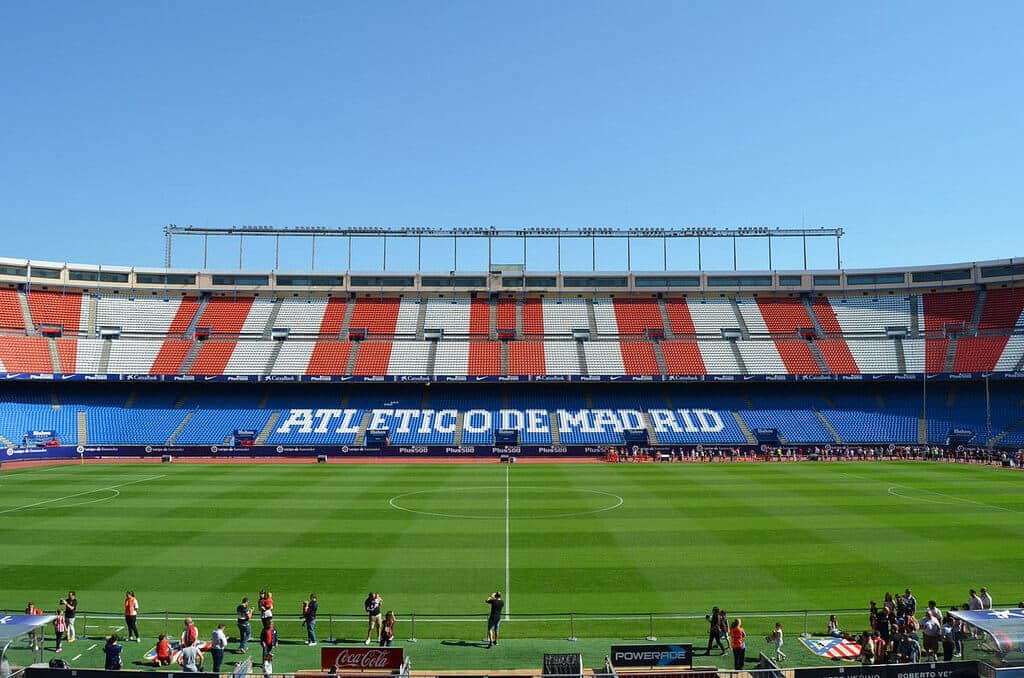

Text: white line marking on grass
xmin=71 ymin=654 xmax=82 ymax=661
xmin=0 ymin=475 xmax=166 ymax=514
xmin=505 ymin=462 xmax=510 ymax=620
xmin=87 ymin=644 xmax=98 ymax=650
xmin=388 ymin=486 xmax=623 ymax=520
xmin=886 ymin=485 xmax=1014 ymax=511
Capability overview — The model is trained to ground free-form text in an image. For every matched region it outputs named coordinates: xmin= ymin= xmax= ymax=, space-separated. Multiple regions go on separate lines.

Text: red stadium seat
xmin=661 ymin=341 xmax=706 ymax=375
xmin=663 ymin=299 xmax=696 ymax=336
xmin=0 ymin=288 xmax=26 ymax=331
xmin=350 ymin=299 xmax=400 ymax=336
xmin=509 ymin=341 xmax=545 ymax=375
xmin=27 ymin=290 xmax=84 ymax=335
xmin=307 ymin=341 xmax=352 ymax=375
xmin=150 ymin=340 xmax=193 ymax=375
xmin=352 ymin=341 xmax=392 ymax=375
xmin=190 ymin=341 xmax=236 ymax=375
xmin=612 ymin=299 xmax=663 ymax=335
xmin=774 ymin=340 xmax=822 ymax=375
xmin=196 ymin=298 xmax=255 ymax=336
xmin=0 ymin=336 xmax=53 ymax=372
xmin=468 ymin=341 xmax=501 ymax=375
xmin=817 ymin=340 xmax=858 ymax=374
xmin=620 ymin=341 xmax=660 ymax=375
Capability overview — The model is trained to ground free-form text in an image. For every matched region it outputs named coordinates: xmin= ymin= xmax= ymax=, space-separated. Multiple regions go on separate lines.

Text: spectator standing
xmin=179 ymin=640 xmax=202 ymax=673
xmin=303 ymin=594 xmax=318 ymax=646
xmin=704 ymin=607 xmax=726 ymax=655
xmin=768 ymin=623 xmax=785 ymax=662
xmin=181 ymin=618 xmax=199 ymax=649
xmin=53 ymin=609 xmax=67 ymax=653
xmin=364 ymin=593 xmax=383 ymax=645
xmin=729 ymin=618 xmax=746 ymax=670
xmin=61 ymin=592 xmax=77 ymax=643
xmin=920 ymin=614 xmax=940 ymax=660
xmin=260 ymin=621 xmax=278 ymax=663
xmin=925 ymin=600 xmax=942 ymax=623
xmin=262 ymin=653 xmax=274 ymax=678
xmin=103 ymin=635 xmax=123 ymax=670
xmin=940 ymin=617 xmax=956 ymax=662
xmin=904 ymin=589 xmax=918 ymax=617
xmin=259 ymin=591 xmax=274 ymax=630
xmin=486 ymin=592 xmax=504 ymax=648
xmin=237 ymin=596 xmax=253 ymax=652
xmin=980 ymin=587 xmax=993 ymax=610
xmin=210 ymin=624 xmax=228 ymax=673
xmin=25 ymin=603 xmax=42 ymax=652
xmin=968 ymin=590 xmax=983 ymax=610
xmin=124 ymin=591 xmax=140 ymax=642
xmin=380 ymin=611 xmax=396 ymax=647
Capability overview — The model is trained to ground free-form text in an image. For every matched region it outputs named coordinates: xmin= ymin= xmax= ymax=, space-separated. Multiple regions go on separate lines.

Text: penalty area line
xmin=0 ymin=475 xmax=166 ymax=515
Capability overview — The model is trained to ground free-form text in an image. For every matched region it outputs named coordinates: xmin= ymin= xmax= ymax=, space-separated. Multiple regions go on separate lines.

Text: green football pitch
xmin=1 ymin=460 xmax=1021 ymax=672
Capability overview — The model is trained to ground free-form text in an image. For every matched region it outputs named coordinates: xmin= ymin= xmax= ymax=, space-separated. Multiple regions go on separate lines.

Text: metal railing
xmin=8 ymin=604 xmax=1014 ymax=644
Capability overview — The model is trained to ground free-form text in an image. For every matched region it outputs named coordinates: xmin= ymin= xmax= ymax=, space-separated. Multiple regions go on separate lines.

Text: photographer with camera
xmin=364 ymin=592 xmax=383 ymax=645
xmin=486 ymin=591 xmax=503 ymax=648
xmin=302 ymin=594 xmax=318 ymax=646
xmin=61 ymin=592 xmax=77 ymax=643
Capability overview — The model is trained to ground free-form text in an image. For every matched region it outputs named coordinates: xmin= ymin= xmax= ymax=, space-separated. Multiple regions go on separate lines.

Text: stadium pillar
xmin=383 ymin=235 xmax=388 ymax=270
xmin=732 ymin=236 xmax=737 ymax=270
xmin=274 ymin=234 xmax=280 ymax=270
xmin=697 ymin=236 xmax=702 ymax=269
xmin=238 ymin=234 xmax=244 ymax=270
xmin=204 ymin=235 xmax=209 ymax=268
xmin=767 ymin=234 xmax=773 ymax=269
xmin=347 ymin=235 xmax=352 ymax=271
xmin=802 ymin=234 xmax=807 ymax=269
xmin=311 ymin=234 xmax=316 ymax=270
xmin=662 ymin=237 xmax=667 ymax=270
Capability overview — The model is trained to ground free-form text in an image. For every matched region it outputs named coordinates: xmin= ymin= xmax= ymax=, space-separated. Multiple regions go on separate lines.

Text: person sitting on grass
xmin=828 ymin=614 xmax=841 ymax=637
xmin=103 ymin=635 xmax=123 ymax=671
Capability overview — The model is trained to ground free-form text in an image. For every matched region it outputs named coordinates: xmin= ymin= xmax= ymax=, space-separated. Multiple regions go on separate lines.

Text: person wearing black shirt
xmin=236 ymin=597 xmax=253 ymax=653
xmin=486 ymin=592 xmax=504 ymax=648
xmin=303 ymin=594 xmax=318 ymax=646
xmin=61 ymin=592 xmax=77 ymax=643
xmin=364 ymin=593 xmax=383 ymax=645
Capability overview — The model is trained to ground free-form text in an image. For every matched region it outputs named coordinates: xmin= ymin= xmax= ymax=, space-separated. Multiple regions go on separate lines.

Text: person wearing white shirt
xmin=211 ymin=624 xmax=228 ymax=673
xmin=263 ymin=653 xmax=274 ymax=678
xmin=980 ymin=587 xmax=993 ymax=610
xmin=968 ymin=590 xmax=983 ymax=610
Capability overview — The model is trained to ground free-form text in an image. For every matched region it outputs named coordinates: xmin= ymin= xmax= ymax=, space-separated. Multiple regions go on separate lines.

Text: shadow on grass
xmin=441 ymin=639 xmax=491 ymax=649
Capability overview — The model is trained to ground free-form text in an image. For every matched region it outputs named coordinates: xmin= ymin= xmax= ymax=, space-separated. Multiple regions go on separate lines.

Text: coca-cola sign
xmin=320 ymin=647 xmax=404 ymax=671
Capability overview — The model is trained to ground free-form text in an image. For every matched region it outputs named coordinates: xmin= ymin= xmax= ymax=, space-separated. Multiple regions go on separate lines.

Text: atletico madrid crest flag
xmin=799 ymin=636 xmax=862 ymax=661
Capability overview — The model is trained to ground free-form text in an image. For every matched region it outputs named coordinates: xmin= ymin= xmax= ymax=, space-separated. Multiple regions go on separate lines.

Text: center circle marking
xmin=388 ymin=485 xmax=624 ymax=520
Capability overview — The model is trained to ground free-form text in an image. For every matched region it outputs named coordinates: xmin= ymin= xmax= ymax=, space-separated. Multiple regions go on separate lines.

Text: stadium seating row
xmin=4 ymin=288 xmax=1023 ymax=339
xmin=1 ymin=383 xmax=1020 ymax=447
xmin=2 ymin=335 xmax=1023 ymax=376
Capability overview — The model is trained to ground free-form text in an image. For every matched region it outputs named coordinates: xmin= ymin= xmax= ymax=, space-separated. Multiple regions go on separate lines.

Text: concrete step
xmin=98 ymin=338 xmax=112 ymax=373
xmin=808 ymin=340 xmax=830 ymax=374
xmin=651 ymin=341 xmax=668 ymax=376
xmin=256 ymin=411 xmax=281 ymax=444
xmin=166 ymin=411 xmax=195 ymax=445
xmin=47 ymin=337 xmax=62 ymax=373
xmin=801 ymin=295 xmax=827 ymax=338
xmin=575 ymin=341 xmax=588 ymax=376
xmin=732 ymin=412 xmax=756 ymax=445
xmin=263 ymin=341 xmax=284 ymax=376
xmin=340 ymin=297 xmax=356 ymax=336
xmin=345 ymin=341 xmax=360 ymax=376
xmin=500 ymin=341 xmax=509 ymax=376
xmin=729 ymin=298 xmax=750 ymax=340
xmin=549 ymin=412 xmax=561 ymax=445
xmin=87 ymin=294 xmax=98 ymax=338
xmin=815 ymin=411 xmax=842 ymax=444
xmin=415 ymin=298 xmax=427 ymax=340
xmin=657 ymin=298 xmax=674 ymax=337
xmin=969 ymin=289 xmax=987 ymax=334
xmin=944 ymin=336 xmax=959 ymax=373
xmin=262 ymin=298 xmax=283 ymax=340
xmin=180 ymin=341 xmax=203 ymax=375
xmin=730 ymin=341 xmax=748 ymax=375
xmin=77 ymin=410 xmax=88 ymax=445
xmin=918 ymin=417 xmax=928 ymax=445
xmin=354 ymin=411 xmax=373 ymax=446
xmin=185 ymin=297 xmax=208 ymax=338
xmin=894 ymin=337 xmax=907 ymax=374
xmin=640 ymin=411 xmax=660 ymax=445
xmin=17 ymin=288 xmax=35 ymax=335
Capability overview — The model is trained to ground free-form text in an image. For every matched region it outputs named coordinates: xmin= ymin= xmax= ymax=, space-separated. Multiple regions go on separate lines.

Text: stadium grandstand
xmin=2 ymin=244 xmax=1024 ymax=457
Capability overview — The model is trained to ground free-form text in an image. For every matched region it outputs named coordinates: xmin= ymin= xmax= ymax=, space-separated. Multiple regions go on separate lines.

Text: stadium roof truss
xmin=163 ymin=224 xmax=844 ymax=272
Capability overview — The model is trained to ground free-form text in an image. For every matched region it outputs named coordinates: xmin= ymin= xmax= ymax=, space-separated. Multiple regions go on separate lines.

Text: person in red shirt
xmin=155 ymin=634 xmax=172 ymax=666
xmin=124 ymin=591 xmax=140 ymax=642
xmin=53 ymin=609 xmax=67 ymax=653
xmin=181 ymin=618 xmax=199 ymax=648
xmin=260 ymin=621 xmax=278 ymax=663
xmin=259 ymin=591 xmax=274 ymax=630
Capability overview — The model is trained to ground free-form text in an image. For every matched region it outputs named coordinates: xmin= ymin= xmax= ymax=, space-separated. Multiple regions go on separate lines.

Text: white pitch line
xmin=71 ymin=654 xmax=82 ymax=661
xmin=87 ymin=644 xmax=98 ymax=651
xmin=504 ymin=462 xmax=510 ymax=620
xmin=0 ymin=475 xmax=166 ymax=514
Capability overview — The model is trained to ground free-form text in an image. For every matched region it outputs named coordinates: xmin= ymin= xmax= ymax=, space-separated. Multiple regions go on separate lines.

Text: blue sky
xmin=1 ymin=1 xmax=1021 ymax=273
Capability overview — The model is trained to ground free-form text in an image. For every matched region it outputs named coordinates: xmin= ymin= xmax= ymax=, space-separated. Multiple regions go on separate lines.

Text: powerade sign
xmin=274 ymin=408 xmax=727 ymax=440
xmin=610 ymin=644 xmax=693 ymax=668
